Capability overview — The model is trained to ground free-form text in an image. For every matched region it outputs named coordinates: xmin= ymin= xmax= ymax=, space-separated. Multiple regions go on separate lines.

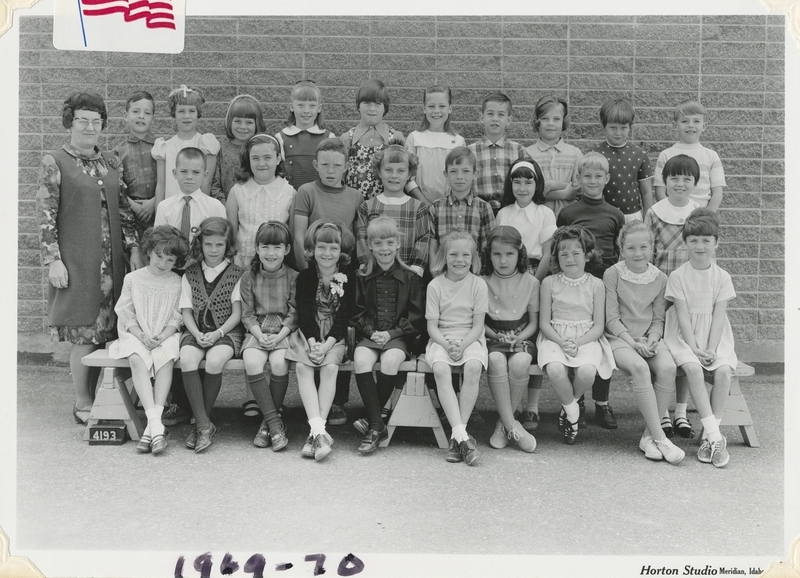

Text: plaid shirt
xmin=113 ymin=132 xmax=157 ymax=201
xmin=644 ymin=209 xmax=689 ymax=276
xmin=356 ymin=196 xmax=432 ymax=272
xmin=429 ymin=191 xmax=496 ymax=251
xmin=468 ymin=136 xmax=529 ymax=210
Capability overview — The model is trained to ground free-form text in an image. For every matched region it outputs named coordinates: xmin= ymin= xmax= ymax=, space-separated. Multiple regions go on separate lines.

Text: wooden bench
xmin=82 ymin=350 xmax=757 ymax=448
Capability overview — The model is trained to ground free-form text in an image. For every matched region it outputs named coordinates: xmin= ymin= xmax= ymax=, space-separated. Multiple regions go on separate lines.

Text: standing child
xmin=240 ymin=221 xmax=298 ymax=452
xmin=524 ymin=95 xmax=583 ymax=218
xmin=663 ymin=208 xmax=736 ymax=467
xmin=604 ymin=221 xmax=684 ymax=464
xmin=285 ymin=222 xmax=356 ymax=461
xmin=482 ymin=226 xmax=538 ymax=453
xmin=654 ymin=100 xmax=725 ymax=212
xmin=276 ymin=80 xmax=336 ymax=191
xmin=227 ymin=134 xmax=296 ymax=268
xmin=593 ymin=98 xmax=654 ymax=222
xmin=404 ymin=85 xmax=465 ymax=204
xmin=426 ymin=231 xmax=489 ymax=465
xmin=340 ymin=79 xmax=405 ymax=200
xmin=468 ymin=92 xmax=529 ymax=213
xmin=114 ymin=91 xmax=158 ymax=240
xmin=351 ymin=217 xmax=425 ymax=454
xmin=152 ymin=85 xmax=220 ymax=205
xmin=495 ymin=158 xmax=556 ymax=431
xmin=109 ymin=226 xmax=188 ymax=454
xmin=557 ymin=152 xmax=625 ymax=429
xmin=179 ymin=217 xmax=244 ymax=453
xmin=211 ymin=95 xmax=266 ymax=204
xmin=356 ymin=144 xmax=431 ymax=277
xmin=537 ymin=226 xmax=615 ymax=444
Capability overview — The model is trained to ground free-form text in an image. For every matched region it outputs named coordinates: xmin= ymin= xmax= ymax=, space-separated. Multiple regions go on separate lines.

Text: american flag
xmin=80 ymin=0 xmax=176 ymax=30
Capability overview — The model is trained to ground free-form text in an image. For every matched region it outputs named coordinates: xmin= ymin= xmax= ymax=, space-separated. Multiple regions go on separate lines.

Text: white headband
xmin=513 ymin=161 xmax=539 ymax=179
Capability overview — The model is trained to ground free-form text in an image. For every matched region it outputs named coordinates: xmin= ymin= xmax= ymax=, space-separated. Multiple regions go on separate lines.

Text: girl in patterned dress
xmin=109 ymin=226 xmax=189 ymax=454
xmin=340 ymin=79 xmax=405 ymax=200
xmin=227 ymin=134 xmax=296 ymax=267
xmin=536 ymin=225 xmax=615 ymax=445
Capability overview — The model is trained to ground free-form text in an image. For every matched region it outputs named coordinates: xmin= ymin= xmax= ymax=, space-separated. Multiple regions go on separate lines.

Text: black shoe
xmin=459 ymin=435 xmax=480 ymax=466
xmin=674 ymin=416 xmax=693 ymax=438
xmin=194 ymin=423 xmax=217 ymax=453
xmin=558 ymin=407 xmax=567 ymax=433
xmin=467 ymin=409 xmax=485 ymax=430
xmin=563 ymin=419 xmax=578 ymax=445
xmin=661 ymin=416 xmax=675 ymax=438
xmin=328 ymin=404 xmax=347 ymax=426
xmin=595 ymin=404 xmax=618 ymax=429
xmin=577 ymin=398 xmax=587 ymax=429
xmin=358 ymin=427 xmax=388 ymax=454
xmin=445 ymin=438 xmax=463 ymax=463
xmin=162 ymin=404 xmax=191 ymax=426
xmin=185 ymin=427 xmax=197 ymax=450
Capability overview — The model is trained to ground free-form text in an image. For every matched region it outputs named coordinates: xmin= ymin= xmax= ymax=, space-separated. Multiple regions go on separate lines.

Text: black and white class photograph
xmin=2 ymin=0 xmax=797 ymax=576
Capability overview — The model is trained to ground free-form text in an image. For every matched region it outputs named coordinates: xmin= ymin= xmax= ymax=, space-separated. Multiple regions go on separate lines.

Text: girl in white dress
xmin=604 ymin=221 xmax=684 ymax=464
xmin=663 ymin=208 xmax=737 ymax=468
xmin=425 ymin=230 xmax=488 ymax=466
xmin=537 ymin=225 xmax=615 ymax=445
xmin=110 ymin=226 xmax=189 ymax=454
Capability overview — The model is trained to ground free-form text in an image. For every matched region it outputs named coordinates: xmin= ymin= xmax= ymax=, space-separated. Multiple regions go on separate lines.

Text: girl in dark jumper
xmin=179 ymin=217 xmax=244 ymax=453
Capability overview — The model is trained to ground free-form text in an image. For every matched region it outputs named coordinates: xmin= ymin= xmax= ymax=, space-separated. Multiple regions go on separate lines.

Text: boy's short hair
xmin=125 ymin=91 xmax=155 ymax=112
xmin=576 ymin=151 xmax=609 ymax=175
xmin=356 ymin=79 xmax=391 ymax=114
xmin=662 ymin=154 xmax=700 ymax=185
xmin=175 ymin=146 xmax=207 ymax=170
xmin=444 ymin=146 xmax=476 ymax=170
xmin=599 ymin=98 xmax=635 ymax=126
xmin=62 ymin=91 xmax=107 ymax=130
xmin=533 ymin=95 xmax=569 ymax=132
xmin=482 ymin=92 xmax=512 ymax=115
xmin=682 ymin=207 xmax=719 ymax=240
xmin=673 ymin=100 xmax=706 ymax=122
xmin=315 ymin=138 xmax=348 ymax=160
xmin=141 ymin=225 xmax=189 ymax=265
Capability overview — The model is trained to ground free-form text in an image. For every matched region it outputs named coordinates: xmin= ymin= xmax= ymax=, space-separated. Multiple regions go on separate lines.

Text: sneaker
xmin=270 ymin=425 xmax=289 ymax=452
xmin=508 ymin=421 xmax=536 ymax=453
xmin=697 ymin=438 xmax=713 ymax=463
xmin=161 ymin=404 xmax=190 ymax=426
xmin=445 ymin=438 xmax=463 ymax=463
xmin=577 ymin=398 xmax=587 ymax=429
xmin=328 ymin=404 xmax=347 ymax=426
xmin=194 ymin=423 xmax=217 ymax=453
xmin=563 ymin=418 xmax=578 ymax=445
xmin=661 ymin=416 xmax=675 ymax=438
xmin=467 ymin=409 xmax=485 ymax=430
xmin=313 ymin=433 xmax=332 ymax=461
xmin=185 ymin=428 xmax=197 ymax=450
xmin=301 ymin=434 xmax=315 ymax=459
xmin=674 ymin=416 xmax=693 ymax=438
xmin=253 ymin=418 xmax=271 ymax=448
xmin=353 ymin=418 xmax=369 ymax=436
xmin=639 ymin=435 xmax=662 ymax=460
xmin=357 ymin=427 xmax=388 ymax=454
xmin=489 ymin=420 xmax=508 ymax=449
xmin=458 ymin=435 xmax=480 ymax=466
xmin=654 ymin=437 xmax=686 ymax=465
xmin=710 ymin=435 xmax=730 ymax=468
xmin=595 ymin=404 xmax=618 ymax=429
xmin=521 ymin=411 xmax=540 ymax=432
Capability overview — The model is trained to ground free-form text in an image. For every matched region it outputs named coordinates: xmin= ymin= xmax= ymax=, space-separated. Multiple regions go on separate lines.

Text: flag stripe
xmin=81 ymin=0 xmax=175 ymax=30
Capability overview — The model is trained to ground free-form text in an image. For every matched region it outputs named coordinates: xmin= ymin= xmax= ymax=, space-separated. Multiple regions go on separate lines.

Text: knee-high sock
xmin=247 ymin=373 xmax=281 ymax=433
xmin=377 ymin=372 xmax=404 ymax=408
xmin=270 ymin=372 xmax=290 ymax=410
xmin=203 ymin=372 xmax=223 ymax=420
xmin=333 ymin=370 xmax=351 ymax=406
xmin=182 ymin=370 xmax=208 ymax=428
xmin=653 ymin=381 xmax=675 ymax=424
xmin=632 ymin=382 xmax=664 ymax=440
xmin=592 ymin=376 xmax=610 ymax=403
xmin=355 ymin=372 xmax=383 ymax=430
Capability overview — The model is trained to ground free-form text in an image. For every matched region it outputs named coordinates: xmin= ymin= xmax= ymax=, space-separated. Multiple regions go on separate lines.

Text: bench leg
xmin=83 ymin=367 xmax=144 ymax=441
xmin=697 ymin=376 xmax=759 ymax=448
xmin=380 ymin=372 xmax=448 ymax=449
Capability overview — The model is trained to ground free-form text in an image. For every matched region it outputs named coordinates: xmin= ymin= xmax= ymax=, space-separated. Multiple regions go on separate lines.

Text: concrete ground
xmin=15 ymin=363 xmax=783 ymax=557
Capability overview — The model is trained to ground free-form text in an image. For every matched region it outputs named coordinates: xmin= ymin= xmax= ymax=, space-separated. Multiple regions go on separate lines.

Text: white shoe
xmin=639 ymin=435 xmax=662 ymax=460
xmin=653 ymin=437 xmax=685 ymax=465
xmin=508 ymin=421 xmax=536 ymax=453
xmin=489 ymin=420 xmax=508 ymax=449
xmin=711 ymin=435 xmax=730 ymax=468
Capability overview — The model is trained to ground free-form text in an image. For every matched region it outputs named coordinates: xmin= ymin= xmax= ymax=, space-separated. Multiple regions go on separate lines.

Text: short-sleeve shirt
xmin=152 ymin=133 xmax=221 ymax=200
xmin=426 ymin=272 xmax=488 ymax=340
xmin=153 ymin=189 xmax=227 ymax=244
xmin=653 ymin=142 xmax=726 ymax=207
xmin=496 ymin=202 xmax=557 ymax=260
xmin=524 ymin=139 xmax=583 ymax=216
xmin=293 ymin=180 xmax=362 ymax=235
xmin=468 ymin=136 xmax=529 ymax=209
xmin=593 ymin=141 xmax=654 ymax=215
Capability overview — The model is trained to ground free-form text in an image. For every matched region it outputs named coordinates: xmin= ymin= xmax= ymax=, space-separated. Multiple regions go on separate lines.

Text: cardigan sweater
xmin=294 ymin=262 xmax=356 ymax=342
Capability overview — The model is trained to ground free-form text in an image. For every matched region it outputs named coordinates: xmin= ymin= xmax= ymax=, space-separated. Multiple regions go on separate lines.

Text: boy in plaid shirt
xmin=468 ymin=93 xmax=529 ymax=214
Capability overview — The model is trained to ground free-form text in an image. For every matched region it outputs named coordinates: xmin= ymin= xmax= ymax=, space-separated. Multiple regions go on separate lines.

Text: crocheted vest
xmin=184 ymin=262 xmax=244 ymax=331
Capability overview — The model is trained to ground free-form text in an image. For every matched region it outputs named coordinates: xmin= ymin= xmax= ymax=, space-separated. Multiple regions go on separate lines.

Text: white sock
xmin=675 ymin=403 xmax=688 ymax=420
xmin=308 ymin=417 xmax=326 ymax=437
xmin=564 ymin=400 xmax=579 ymax=423
xmin=700 ymin=415 xmax=721 ymax=442
xmin=451 ymin=423 xmax=468 ymax=442
xmin=146 ymin=406 xmax=164 ymax=436
xmin=596 ymin=400 xmax=608 ymax=407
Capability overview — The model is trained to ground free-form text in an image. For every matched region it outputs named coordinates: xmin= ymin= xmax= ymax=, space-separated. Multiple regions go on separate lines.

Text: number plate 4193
xmin=88 ymin=424 xmax=127 ymax=445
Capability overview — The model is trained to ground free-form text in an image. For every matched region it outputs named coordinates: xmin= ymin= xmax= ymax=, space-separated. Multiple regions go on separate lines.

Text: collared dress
xmin=405 ymin=130 xmax=466 ymax=203
xmin=240 ymin=264 xmax=299 ymax=352
xmin=496 ymin=201 xmax=557 ymax=275
xmin=276 ymin=125 xmax=336 ymax=190
xmin=151 ymin=132 xmax=221 ymax=200
xmin=341 ymin=122 xmax=401 ymax=200
xmin=37 ymin=144 xmax=139 ymax=345
xmin=483 ymin=271 xmax=540 ymax=356
xmin=644 ymin=198 xmax=701 ymax=276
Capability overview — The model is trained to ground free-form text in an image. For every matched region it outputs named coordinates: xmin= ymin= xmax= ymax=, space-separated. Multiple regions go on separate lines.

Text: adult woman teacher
xmin=37 ymin=92 xmax=144 ymax=424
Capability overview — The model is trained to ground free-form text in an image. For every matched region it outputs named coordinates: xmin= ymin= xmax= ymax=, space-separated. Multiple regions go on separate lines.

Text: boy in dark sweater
xmin=557 ymin=152 xmax=624 ymax=429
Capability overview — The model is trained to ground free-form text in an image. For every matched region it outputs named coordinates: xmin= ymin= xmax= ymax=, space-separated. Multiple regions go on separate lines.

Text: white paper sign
xmin=52 ymin=0 xmax=184 ymax=52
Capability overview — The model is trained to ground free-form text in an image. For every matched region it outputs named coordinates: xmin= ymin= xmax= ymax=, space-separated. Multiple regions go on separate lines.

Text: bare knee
xmin=488 ymin=352 xmax=507 ymax=374
xmin=547 ymin=363 xmax=567 ymax=380
xmin=576 ymin=365 xmax=596 ymax=381
xmin=463 ymin=361 xmax=483 ymax=383
xmin=508 ymin=354 xmax=532 ymax=378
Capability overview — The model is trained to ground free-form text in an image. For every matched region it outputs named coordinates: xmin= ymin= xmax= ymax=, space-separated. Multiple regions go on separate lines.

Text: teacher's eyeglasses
xmin=73 ymin=118 xmax=104 ymax=129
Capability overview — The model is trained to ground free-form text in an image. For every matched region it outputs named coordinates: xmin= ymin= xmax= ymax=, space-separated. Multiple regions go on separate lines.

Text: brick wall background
xmin=17 ymin=14 xmax=785 ymax=344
